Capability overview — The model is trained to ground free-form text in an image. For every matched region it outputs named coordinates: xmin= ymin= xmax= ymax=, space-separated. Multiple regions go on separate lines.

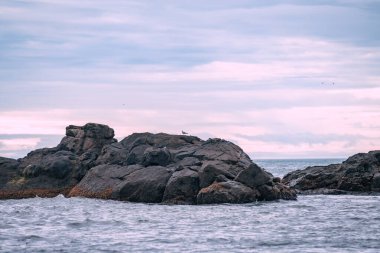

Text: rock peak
xmin=60 ymin=123 xmax=116 ymax=155
xmin=65 ymin=123 xmax=115 ymax=139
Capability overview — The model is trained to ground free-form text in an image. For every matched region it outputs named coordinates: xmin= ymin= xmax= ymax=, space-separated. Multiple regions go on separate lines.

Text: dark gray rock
xmin=59 ymin=123 xmax=115 ymax=155
xmin=176 ymin=157 xmax=201 ymax=167
xmin=0 ymin=157 xmax=19 ymax=190
xmin=235 ymin=163 xmax=273 ymax=188
xmin=198 ymin=161 xmax=237 ymax=188
xmin=22 ymin=164 xmax=41 ymax=178
xmin=197 ymin=181 xmax=260 ymax=204
xmin=283 ymin=150 xmax=380 ymax=194
xmin=95 ymin=142 xmax=128 ymax=166
xmin=21 ymin=155 xmax=73 ymax=180
xmin=142 ymin=147 xmax=172 ymax=166
xmin=70 ymin=164 xmax=173 ymax=203
xmin=126 ymin=144 xmax=150 ymax=165
xmin=193 ymin=138 xmax=252 ymax=168
xmin=118 ymin=166 xmax=172 ymax=203
xmin=372 ymin=173 xmax=380 ymax=191
xmin=6 ymin=149 xmax=80 ymax=195
xmin=163 ymin=168 xmax=200 ymax=204
xmin=69 ymin=164 xmax=143 ymax=199
xmin=282 ymin=165 xmax=341 ymax=191
xmin=215 ymin=174 xmax=230 ymax=183
xmin=0 ymin=123 xmax=116 ymax=199
xmin=257 ymin=183 xmax=297 ymax=201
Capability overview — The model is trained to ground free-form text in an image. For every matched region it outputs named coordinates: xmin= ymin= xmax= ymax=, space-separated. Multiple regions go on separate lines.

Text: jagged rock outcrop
xmin=283 ymin=151 xmax=380 ymax=194
xmin=0 ymin=123 xmax=296 ymax=203
xmin=0 ymin=123 xmax=116 ymax=199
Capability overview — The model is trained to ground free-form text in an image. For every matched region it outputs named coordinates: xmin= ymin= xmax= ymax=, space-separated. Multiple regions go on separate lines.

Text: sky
xmin=1 ymin=0 xmax=380 ymax=159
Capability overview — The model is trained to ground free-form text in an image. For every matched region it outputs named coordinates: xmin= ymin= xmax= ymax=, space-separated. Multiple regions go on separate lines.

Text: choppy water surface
xmin=254 ymin=158 xmax=345 ymax=177
xmin=1 ymin=159 xmax=379 ymax=253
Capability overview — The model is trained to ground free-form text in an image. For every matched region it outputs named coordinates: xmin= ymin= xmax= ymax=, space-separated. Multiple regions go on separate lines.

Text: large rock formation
xmin=70 ymin=132 xmax=296 ymax=204
xmin=283 ymin=151 xmax=380 ymax=194
xmin=0 ymin=123 xmax=296 ymax=204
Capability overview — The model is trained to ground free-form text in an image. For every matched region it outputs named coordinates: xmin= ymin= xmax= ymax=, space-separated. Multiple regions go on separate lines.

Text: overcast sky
xmin=1 ymin=0 xmax=380 ymax=159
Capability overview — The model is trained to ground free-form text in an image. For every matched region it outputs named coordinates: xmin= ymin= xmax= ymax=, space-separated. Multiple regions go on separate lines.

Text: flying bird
xmin=182 ymin=130 xmax=188 ymax=135
xmin=321 ymin=81 xmax=335 ymax=85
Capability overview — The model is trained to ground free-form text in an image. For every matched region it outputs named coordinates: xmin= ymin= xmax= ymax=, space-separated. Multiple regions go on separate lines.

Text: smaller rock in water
xmin=283 ymin=150 xmax=380 ymax=194
xmin=197 ymin=181 xmax=260 ymax=204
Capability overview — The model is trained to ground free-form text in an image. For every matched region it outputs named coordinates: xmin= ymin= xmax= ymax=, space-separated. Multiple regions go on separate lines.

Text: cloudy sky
xmin=1 ymin=0 xmax=380 ymax=159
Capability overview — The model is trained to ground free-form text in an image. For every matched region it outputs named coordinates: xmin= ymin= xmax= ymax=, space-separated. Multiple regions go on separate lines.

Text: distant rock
xmin=282 ymin=151 xmax=380 ymax=194
xmin=0 ymin=123 xmax=296 ymax=203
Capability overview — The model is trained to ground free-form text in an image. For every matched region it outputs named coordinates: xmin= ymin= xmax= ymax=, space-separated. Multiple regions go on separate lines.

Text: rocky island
xmin=283 ymin=151 xmax=380 ymax=194
xmin=0 ymin=123 xmax=296 ymax=204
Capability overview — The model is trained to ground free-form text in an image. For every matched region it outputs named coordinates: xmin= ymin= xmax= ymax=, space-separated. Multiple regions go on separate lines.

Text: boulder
xmin=118 ymin=166 xmax=172 ymax=202
xmin=235 ymin=163 xmax=272 ymax=188
xmin=197 ymin=181 xmax=260 ymax=204
xmin=142 ymin=147 xmax=172 ymax=166
xmin=69 ymin=164 xmax=143 ymax=199
xmin=282 ymin=165 xmax=341 ymax=191
xmin=198 ymin=161 xmax=237 ymax=188
xmin=59 ymin=123 xmax=115 ymax=155
xmin=257 ymin=183 xmax=297 ymax=201
xmin=283 ymin=150 xmax=380 ymax=194
xmin=70 ymin=164 xmax=173 ymax=203
xmin=162 ymin=168 xmax=200 ymax=204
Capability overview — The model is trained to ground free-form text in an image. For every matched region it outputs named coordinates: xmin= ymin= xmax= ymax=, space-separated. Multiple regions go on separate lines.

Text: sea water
xmin=1 ymin=159 xmax=379 ymax=253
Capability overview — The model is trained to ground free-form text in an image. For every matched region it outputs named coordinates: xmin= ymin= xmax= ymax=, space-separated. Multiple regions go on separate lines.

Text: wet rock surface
xmin=283 ymin=151 xmax=380 ymax=194
xmin=0 ymin=123 xmax=296 ymax=203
